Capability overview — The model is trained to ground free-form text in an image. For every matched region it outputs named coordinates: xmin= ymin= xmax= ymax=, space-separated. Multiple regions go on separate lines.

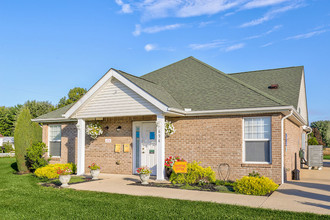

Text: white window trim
xmin=48 ymin=124 xmax=62 ymax=158
xmin=242 ymin=116 xmax=272 ymax=164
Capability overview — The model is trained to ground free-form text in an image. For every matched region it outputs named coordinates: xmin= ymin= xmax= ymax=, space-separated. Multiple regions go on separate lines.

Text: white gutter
xmin=168 ymin=106 xmax=294 ymax=116
xmin=281 ymin=110 xmax=293 ymax=184
xmin=31 ymin=118 xmax=77 ymax=123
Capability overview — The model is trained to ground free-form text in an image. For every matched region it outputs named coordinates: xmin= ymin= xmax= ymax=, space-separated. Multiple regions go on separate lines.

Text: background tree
xmin=0 ymin=106 xmax=21 ymax=136
xmin=310 ymin=121 xmax=330 ymax=146
xmin=14 ymin=108 xmax=42 ymax=173
xmin=57 ymin=87 xmax=87 ymax=108
xmin=23 ymin=100 xmax=54 ymax=119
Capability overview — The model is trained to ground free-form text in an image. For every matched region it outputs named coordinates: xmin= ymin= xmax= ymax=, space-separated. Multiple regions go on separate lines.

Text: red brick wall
xmin=84 ymin=116 xmax=155 ymax=174
xmin=165 ymin=114 xmax=283 ymax=183
xmin=284 ymin=118 xmax=304 ymax=181
xmin=42 ymin=123 xmax=77 ymax=164
xmin=41 ymin=113 xmax=297 ymax=184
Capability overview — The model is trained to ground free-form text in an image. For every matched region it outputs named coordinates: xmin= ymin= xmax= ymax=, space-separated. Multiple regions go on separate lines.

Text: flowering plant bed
xmin=164 ymin=156 xmax=186 ymax=169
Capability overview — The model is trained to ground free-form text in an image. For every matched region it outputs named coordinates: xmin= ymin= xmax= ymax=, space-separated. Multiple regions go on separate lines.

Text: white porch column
xmin=156 ymin=114 xmax=165 ymax=181
xmin=76 ymin=118 xmax=86 ymax=176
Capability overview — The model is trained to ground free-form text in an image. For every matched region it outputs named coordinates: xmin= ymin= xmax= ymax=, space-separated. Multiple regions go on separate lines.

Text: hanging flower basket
xmin=86 ymin=122 xmax=103 ymax=139
xmin=165 ymin=120 xmax=175 ymax=137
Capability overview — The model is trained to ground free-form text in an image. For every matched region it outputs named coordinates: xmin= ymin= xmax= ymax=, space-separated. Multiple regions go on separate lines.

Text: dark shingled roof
xmin=229 ymin=66 xmax=303 ymax=109
xmin=35 ymin=57 xmax=303 ymax=121
xmin=141 ymin=56 xmax=292 ymax=111
xmin=33 ymin=103 xmax=75 ymax=121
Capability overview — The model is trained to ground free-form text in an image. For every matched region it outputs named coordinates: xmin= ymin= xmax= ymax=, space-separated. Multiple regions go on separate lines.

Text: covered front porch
xmin=75 ymin=114 xmax=166 ymax=181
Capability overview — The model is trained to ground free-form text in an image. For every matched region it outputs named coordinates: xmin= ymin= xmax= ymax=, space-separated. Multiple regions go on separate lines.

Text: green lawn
xmin=0 ymin=158 xmax=328 ymax=219
xmin=324 ymin=155 xmax=330 ymax=160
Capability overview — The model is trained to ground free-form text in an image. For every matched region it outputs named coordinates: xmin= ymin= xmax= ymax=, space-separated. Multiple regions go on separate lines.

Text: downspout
xmin=281 ymin=110 xmax=293 ymax=184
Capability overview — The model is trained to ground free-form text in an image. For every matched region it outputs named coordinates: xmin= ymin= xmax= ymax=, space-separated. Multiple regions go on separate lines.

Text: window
xmin=49 ymin=125 xmax=61 ymax=157
xmin=244 ymin=117 xmax=271 ymax=163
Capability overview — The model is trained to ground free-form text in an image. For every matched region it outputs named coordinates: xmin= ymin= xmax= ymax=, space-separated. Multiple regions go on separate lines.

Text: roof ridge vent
xmin=268 ymin=84 xmax=279 ymax=89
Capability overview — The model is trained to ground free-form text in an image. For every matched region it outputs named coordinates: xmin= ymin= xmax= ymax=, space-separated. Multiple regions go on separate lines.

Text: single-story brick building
xmin=32 ymin=57 xmax=310 ymax=184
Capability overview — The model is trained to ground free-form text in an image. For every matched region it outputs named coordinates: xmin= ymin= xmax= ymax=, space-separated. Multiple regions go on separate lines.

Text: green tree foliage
xmin=308 ymin=136 xmax=319 ymax=145
xmin=0 ymin=106 xmax=21 ymax=136
xmin=23 ymin=100 xmax=54 ymax=119
xmin=26 ymin=142 xmax=49 ymax=172
xmin=14 ymin=108 xmax=42 ymax=172
xmin=311 ymin=121 xmax=330 ymax=146
xmin=57 ymin=87 xmax=87 ymax=108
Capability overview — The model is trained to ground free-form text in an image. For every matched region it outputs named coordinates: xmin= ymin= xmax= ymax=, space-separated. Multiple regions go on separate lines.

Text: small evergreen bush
xmin=170 ymin=161 xmax=216 ymax=184
xmin=14 ymin=108 xmax=42 ymax=172
xmin=35 ymin=163 xmax=74 ymax=179
xmin=26 ymin=142 xmax=49 ymax=172
xmin=2 ymin=142 xmax=14 ymax=153
xmin=234 ymin=176 xmax=278 ymax=196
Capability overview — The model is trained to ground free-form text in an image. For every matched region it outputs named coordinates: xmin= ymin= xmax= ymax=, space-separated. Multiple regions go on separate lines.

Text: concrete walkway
xmin=69 ymin=163 xmax=330 ymax=215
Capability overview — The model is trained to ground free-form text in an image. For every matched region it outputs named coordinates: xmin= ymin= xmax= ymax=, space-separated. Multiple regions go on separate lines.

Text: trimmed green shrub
xmin=2 ymin=142 xmax=14 ymax=153
xmin=14 ymin=108 xmax=42 ymax=172
xmin=234 ymin=176 xmax=278 ymax=196
xmin=26 ymin=142 xmax=49 ymax=172
xmin=170 ymin=161 xmax=216 ymax=184
xmin=34 ymin=163 xmax=74 ymax=179
xmin=248 ymin=171 xmax=261 ymax=178
xmin=70 ymin=162 xmax=77 ymax=174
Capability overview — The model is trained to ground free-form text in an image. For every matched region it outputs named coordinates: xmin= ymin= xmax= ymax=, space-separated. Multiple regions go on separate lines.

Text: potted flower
xmin=165 ymin=120 xmax=175 ymax=137
xmin=86 ymin=122 xmax=103 ymax=139
xmin=136 ymin=166 xmax=152 ymax=185
xmin=88 ymin=163 xmax=101 ymax=180
xmin=57 ymin=166 xmax=73 ymax=187
xmin=165 ymin=156 xmax=186 ymax=179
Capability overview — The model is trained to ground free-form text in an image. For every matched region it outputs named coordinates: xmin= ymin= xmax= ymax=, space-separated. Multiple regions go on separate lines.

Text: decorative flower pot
xmin=139 ymin=174 xmax=150 ymax=185
xmin=59 ymin=175 xmax=71 ymax=187
xmin=91 ymin=169 xmax=100 ymax=180
xmin=165 ymin=167 xmax=172 ymax=179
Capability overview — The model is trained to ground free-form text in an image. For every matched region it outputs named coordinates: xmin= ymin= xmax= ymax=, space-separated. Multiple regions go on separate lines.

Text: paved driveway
xmin=261 ymin=162 xmax=330 ymax=215
xmin=69 ymin=162 xmax=330 ymax=215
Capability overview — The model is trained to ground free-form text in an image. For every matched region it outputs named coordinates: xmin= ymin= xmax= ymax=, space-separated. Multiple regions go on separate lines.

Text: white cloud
xmin=242 ymin=0 xmax=288 ymax=9
xmin=240 ymin=3 xmax=303 ymax=27
xmin=136 ymin=0 xmax=242 ymax=20
xmin=115 ymin=0 xmax=133 ymax=14
xmin=198 ymin=21 xmax=214 ymax=28
xmin=189 ymin=40 xmax=225 ymax=50
xmin=133 ymin=23 xmax=183 ymax=36
xmin=286 ymin=30 xmax=327 ymax=40
xmin=225 ymin=43 xmax=245 ymax=51
xmin=245 ymin=25 xmax=282 ymax=39
xmin=144 ymin=44 xmax=157 ymax=51
xmin=261 ymin=42 xmax=274 ymax=47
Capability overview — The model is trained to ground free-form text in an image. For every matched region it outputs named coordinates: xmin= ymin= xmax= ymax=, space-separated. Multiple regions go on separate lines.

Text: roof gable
xmin=74 ymin=78 xmax=161 ymax=118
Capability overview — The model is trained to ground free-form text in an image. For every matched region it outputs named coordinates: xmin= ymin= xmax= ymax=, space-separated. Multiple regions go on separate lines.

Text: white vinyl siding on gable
xmin=243 ymin=117 xmax=272 ymax=163
xmin=75 ymin=78 xmax=161 ymax=118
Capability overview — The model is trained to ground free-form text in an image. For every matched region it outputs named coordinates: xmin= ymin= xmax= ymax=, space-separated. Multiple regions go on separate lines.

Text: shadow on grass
xmin=11 ymin=162 xmax=18 ymax=172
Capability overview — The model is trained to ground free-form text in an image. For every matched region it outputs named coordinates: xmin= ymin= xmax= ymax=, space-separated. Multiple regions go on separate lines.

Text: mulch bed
xmin=38 ymin=177 xmax=102 ymax=188
xmin=129 ymin=182 xmax=235 ymax=193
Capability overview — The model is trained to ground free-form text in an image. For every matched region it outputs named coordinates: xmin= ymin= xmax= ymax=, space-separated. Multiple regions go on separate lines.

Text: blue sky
xmin=0 ymin=0 xmax=329 ymax=122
